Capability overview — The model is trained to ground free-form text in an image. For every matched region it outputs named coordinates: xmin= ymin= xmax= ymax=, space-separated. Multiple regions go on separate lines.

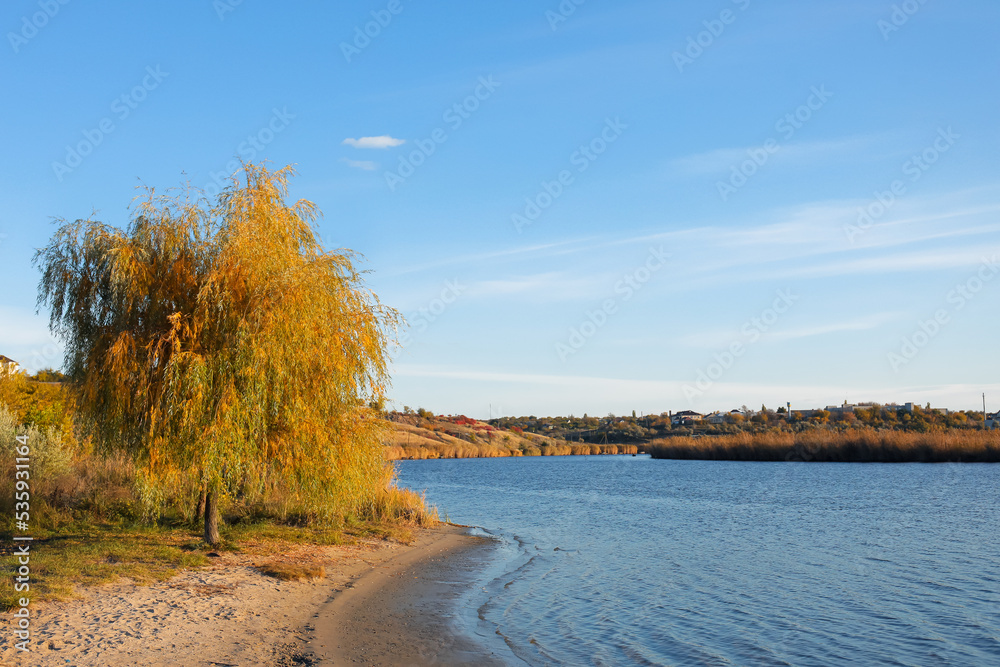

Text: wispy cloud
xmin=384 ymin=236 xmax=605 ymax=277
xmin=613 ymin=190 xmax=1000 ymax=287
xmin=341 ymin=158 xmax=379 ymax=171
xmin=391 ymin=365 xmax=1000 ymax=414
xmin=468 ymin=272 xmax=609 ymax=301
xmin=342 ymin=135 xmax=405 ymax=149
xmin=775 ymin=247 xmax=1000 ymax=281
xmin=674 ymin=312 xmax=902 ymax=349
xmin=393 ymin=364 xmax=684 ymax=389
xmin=767 ymin=312 xmax=902 ymax=342
xmin=668 ymin=136 xmax=871 ymax=176
xmin=383 ymin=186 xmax=1000 ymax=304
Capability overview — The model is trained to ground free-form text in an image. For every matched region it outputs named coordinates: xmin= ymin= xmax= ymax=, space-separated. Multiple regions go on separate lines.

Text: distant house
xmin=987 ymin=413 xmax=999 ymax=430
xmin=0 ymin=355 xmax=20 ymax=377
xmin=706 ymin=412 xmax=727 ymax=424
xmin=671 ymin=410 xmax=703 ymax=426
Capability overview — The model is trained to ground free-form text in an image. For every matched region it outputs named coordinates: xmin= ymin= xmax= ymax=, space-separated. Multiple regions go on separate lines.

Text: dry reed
xmin=647 ymin=429 xmax=1000 ymax=463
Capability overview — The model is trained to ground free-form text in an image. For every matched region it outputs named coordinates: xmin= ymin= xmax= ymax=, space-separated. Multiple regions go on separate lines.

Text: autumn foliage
xmin=34 ymin=163 xmax=403 ymax=541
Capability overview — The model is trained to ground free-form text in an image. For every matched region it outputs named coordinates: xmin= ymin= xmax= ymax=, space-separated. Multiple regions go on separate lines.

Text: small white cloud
xmin=342 ymin=135 xmax=405 ymax=149
xmin=341 ymin=158 xmax=379 ymax=171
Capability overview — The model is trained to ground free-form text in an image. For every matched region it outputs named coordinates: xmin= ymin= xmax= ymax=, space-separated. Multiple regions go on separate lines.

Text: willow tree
xmin=35 ymin=163 xmax=399 ymax=544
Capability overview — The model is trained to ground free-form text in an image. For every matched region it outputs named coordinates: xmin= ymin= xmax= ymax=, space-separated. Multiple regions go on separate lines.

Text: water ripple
xmin=401 ymin=457 xmax=1000 ymax=666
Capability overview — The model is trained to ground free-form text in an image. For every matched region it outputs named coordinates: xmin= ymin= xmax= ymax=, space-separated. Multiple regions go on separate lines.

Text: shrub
xmin=0 ymin=404 xmax=73 ymax=482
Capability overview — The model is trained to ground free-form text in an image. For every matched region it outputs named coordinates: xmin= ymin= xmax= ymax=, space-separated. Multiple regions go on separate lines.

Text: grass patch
xmin=223 ymin=518 xmax=416 ymax=550
xmin=0 ymin=524 xmax=209 ymax=611
xmin=0 ymin=513 xmax=426 ymax=611
xmin=257 ymin=562 xmax=325 ymax=581
xmin=345 ymin=517 xmax=416 ymax=545
xmin=221 ymin=521 xmax=348 ymax=547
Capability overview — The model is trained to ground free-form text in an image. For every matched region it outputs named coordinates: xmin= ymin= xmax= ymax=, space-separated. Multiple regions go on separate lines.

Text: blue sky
xmin=2 ymin=0 xmax=999 ymax=418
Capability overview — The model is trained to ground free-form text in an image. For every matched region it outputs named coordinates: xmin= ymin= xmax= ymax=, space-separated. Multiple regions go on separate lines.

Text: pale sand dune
xmin=2 ymin=525 xmax=501 ymax=666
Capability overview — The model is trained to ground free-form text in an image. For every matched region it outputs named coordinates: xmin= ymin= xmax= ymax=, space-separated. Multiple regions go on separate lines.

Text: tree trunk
xmin=194 ymin=485 xmax=207 ymax=523
xmin=204 ymin=489 xmax=220 ymax=545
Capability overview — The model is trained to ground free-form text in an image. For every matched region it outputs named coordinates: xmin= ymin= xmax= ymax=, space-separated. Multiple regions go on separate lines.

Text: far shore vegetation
xmin=647 ymin=430 xmax=1000 ymax=463
xmin=387 ymin=409 xmax=639 ymax=459
xmin=385 ymin=403 xmax=998 ymax=462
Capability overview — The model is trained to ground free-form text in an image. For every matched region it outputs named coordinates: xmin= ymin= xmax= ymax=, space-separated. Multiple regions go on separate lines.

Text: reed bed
xmin=647 ymin=429 xmax=1000 ymax=463
xmin=385 ymin=442 xmax=639 ymax=460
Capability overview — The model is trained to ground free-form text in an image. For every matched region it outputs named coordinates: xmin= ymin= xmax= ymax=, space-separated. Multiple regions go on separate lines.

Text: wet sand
xmin=305 ymin=523 xmax=510 ymax=666
xmin=2 ymin=524 xmax=509 ymax=666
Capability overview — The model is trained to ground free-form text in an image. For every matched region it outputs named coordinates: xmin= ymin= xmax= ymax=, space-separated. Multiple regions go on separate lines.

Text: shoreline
xmin=4 ymin=523 xmax=511 ymax=666
xmin=305 ymin=523 xmax=511 ymax=666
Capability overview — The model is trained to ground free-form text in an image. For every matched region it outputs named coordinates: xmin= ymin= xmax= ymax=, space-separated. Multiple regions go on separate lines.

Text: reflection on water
xmin=398 ymin=456 xmax=1000 ymax=666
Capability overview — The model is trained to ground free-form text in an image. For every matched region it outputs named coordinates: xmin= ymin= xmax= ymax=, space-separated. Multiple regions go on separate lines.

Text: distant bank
xmin=385 ymin=413 xmax=999 ymax=463
xmin=386 ymin=414 xmax=640 ymax=460
xmin=648 ymin=430 xmax=1000 ymax=463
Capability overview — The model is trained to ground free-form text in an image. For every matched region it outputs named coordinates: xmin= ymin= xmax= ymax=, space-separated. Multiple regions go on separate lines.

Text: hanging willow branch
xmin=34 ymin=163 xmax=400 ymax=530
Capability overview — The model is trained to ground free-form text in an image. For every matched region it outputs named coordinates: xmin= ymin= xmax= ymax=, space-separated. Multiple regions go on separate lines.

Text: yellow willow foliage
xmin=34 ymin=163 xmax=400 ymax=520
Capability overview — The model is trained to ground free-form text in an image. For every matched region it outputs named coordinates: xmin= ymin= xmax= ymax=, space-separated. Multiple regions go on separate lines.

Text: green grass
xmin=221 ymin=517 xmax=414 ymax=547
xmin=1 ymin=524 xmax=210 ymax=611
xmin=0 ymin=513 xmax=426 ymax=611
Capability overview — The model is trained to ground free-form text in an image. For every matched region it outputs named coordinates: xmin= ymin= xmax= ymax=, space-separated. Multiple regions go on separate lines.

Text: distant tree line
xmin=486 ymin=404 xmax=990 ymax=444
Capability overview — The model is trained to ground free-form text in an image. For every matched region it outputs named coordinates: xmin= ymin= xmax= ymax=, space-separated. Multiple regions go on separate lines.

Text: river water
xmin=397 ymin=455 xmax=1000 ymax=666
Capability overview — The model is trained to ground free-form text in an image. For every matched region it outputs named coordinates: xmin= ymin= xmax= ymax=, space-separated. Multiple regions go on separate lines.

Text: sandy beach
xmin=306 ymin=526 xmax=510 ymax=666
xmin=2 ymin=524 xmax=508 ymax=666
